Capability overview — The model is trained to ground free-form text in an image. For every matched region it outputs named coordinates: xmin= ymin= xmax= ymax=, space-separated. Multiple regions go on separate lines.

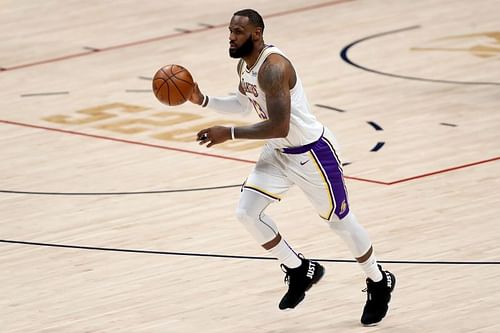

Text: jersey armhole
xmin=259 ymin=53 xmax=298 ymax=91
xmin=237 ymin=59 xmax=245 ymax=78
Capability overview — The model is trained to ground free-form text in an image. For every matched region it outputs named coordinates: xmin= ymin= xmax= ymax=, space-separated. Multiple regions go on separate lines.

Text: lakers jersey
xmin=238 ymin=45 xmax=324 ymax=149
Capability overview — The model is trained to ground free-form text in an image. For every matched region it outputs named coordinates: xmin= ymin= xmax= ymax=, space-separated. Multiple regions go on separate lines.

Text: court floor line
xmin=340 ymin=25 xmax=500 ymax=86
xmin=1 ymin=239 xmax=499 ymax=265
xmin=0 ymin=0 xmax=354 ymax=72
xmin=386 ymin=157 xmax=500 ymax=185
xmin=0 ymin=184 xmax=242 ymax=196
xmin=1 ymin=119 xmax=498 ymax=186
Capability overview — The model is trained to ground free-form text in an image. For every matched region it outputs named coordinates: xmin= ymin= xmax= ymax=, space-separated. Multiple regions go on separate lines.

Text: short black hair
xmin=233 ymin=9 xmax=265 ymax=32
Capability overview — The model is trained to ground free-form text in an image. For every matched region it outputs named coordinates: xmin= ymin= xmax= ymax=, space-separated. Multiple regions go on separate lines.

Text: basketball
xmin=152 ymin=64 xmax=194 ymax=106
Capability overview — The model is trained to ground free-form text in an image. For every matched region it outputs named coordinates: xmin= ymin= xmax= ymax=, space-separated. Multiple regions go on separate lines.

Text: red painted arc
xmin=1 ymin=119 xmax=498 ymax=186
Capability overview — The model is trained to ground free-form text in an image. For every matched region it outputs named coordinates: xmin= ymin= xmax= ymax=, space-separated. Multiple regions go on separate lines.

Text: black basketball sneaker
xmin=278 ymin=256 xmax=325 ymax=310
xmin=361 ymin=265 xmax=396 ymax=326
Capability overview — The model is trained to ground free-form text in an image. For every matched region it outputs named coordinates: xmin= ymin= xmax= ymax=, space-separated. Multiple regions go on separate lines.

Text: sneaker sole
xmin=388 ymin=271 xmax=396 ymax=293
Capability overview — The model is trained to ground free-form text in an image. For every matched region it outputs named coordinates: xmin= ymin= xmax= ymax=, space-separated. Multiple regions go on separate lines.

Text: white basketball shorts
xmin=242 ymin=127 xmax=350 ymax=221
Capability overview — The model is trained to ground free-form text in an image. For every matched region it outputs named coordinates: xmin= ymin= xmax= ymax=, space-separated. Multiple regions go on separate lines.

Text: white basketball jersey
xmin=239 ymin=45 xmax=324 ymax=149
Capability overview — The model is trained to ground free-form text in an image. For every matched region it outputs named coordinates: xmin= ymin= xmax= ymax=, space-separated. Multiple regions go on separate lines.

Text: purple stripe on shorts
xmin=311 ymin=138 xmax=350 ymax=220
xmin=281 ymin=129 xmax=324 ymax=154
xmin=281 ymin=138 xmax=321 ymax=154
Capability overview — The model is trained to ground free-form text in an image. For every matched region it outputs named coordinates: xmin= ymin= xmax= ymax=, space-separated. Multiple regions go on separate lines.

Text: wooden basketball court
xmin=1 ymin=0 xmax=499 ymax=331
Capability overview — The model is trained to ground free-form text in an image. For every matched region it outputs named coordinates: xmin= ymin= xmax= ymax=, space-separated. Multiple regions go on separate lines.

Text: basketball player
xmin=188 ymin=9 xmax=395 ymax=326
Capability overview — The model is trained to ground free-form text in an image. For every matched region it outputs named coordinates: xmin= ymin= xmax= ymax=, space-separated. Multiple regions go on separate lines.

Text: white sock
xmin=359 ymin=253 xmax=383 ymax=282
xmin=268 ymin=237 xmax=301 ymax=269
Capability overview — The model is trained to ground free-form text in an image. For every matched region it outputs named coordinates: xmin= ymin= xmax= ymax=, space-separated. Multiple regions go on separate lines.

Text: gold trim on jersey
xmin=245 ymin=45 xmax=273 ymax=73
xmin=237 ymin=59 xmax=245 ymax=78
xmin=242 ymin=183 xmax=282 ymax=201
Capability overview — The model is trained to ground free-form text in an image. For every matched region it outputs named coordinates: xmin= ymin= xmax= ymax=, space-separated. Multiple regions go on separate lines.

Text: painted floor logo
xmin=42 ymin=103 xmax=264 ymax=152
xmin=411 ymin=32 xmax=500 ymax=58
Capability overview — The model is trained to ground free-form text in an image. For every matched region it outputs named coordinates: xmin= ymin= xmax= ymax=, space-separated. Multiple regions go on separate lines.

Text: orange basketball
xmin=152 ymin=64 xmax=194 ymax=106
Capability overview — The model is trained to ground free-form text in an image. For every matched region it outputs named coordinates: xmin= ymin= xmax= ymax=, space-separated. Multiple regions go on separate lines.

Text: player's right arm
xmin=188 ymin=59 xmax=250 ymax=114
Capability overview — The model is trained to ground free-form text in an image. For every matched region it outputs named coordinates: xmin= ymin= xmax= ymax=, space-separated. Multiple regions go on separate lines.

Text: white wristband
xmin=201 ymin=95 xmax=209 ymax=107
xmin=230 ymin=126 xmax=235 ymax=140
xmin=204 ymin=93 xmax=249 ymax=115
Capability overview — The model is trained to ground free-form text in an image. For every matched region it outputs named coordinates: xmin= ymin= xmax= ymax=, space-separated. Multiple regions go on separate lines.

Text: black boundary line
xmin=174 ymin=28 xmax=192 ymax=33
xmin=315 ymin=104 xmax=347 ymax=112
xmin=0 ymin=184 xmax=241 ymax=196
xmin=82 ymin=46 xmax=100 ymax=52
xmin=371 ymin=141 xmax=385 ymax=152
xmin=198 ymin=23 xmax=215 ymax=28
xmin=1 ymin=239 xmax=499 ymax=265
xmin=340 ymin=25 xmax=500 ymax=86
xmin=20 ymin=92 xmax=70 ymax=97
xmin=313 ymin=105 xmax=385 ymax=154
xmin=440 ymin=122 xmax=458 ymax=127
xmin=367 ymin=121 xmax=383 ymax=131
xmin=138 ymin=76 xmax=152 ymax=80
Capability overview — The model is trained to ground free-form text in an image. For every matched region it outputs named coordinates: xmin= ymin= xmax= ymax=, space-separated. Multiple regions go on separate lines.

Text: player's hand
xmin=196 ymin=126 xmax=231 ymax=148
xmin=189 ymin=82 xmax=204 ymax=105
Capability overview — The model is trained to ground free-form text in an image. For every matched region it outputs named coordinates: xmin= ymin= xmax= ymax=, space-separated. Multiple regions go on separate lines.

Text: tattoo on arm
xmin=258 ymin=59 xmax=291 ymax=136
xmin=259 ymin=61 xmax=287 ymax=96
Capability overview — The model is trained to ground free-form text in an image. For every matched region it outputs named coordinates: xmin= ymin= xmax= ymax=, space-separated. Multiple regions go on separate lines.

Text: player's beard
xmin=229 ymin=35 xmax=254 ymax=58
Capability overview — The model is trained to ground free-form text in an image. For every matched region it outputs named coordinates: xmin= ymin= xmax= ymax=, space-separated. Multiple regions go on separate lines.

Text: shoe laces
xmin=362 ymin=278 xmax=376 ymax=299
xmin=362 ymin=287 xmax=373 ymax=301
xmin=363 ymin=277 xmax=388 ymax=302
xmin=281 ymin=255 xmax=307 ymax=286
xmin=362 ymin=278 xmax=372 ymax=291
xmin=281 ymin=264 xmax=291 ymax=285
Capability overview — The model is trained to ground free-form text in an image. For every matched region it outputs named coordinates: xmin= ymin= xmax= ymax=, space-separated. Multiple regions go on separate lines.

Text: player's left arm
xmin=197 ymin=54 xmax=291 ymax=147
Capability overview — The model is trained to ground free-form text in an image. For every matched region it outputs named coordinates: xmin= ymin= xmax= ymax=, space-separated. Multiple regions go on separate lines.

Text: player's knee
xmin=235 ymin=206 xmax=256 ymax=225
xmin=328 ymin=219 xmax=340 ymax=231
xmin=326 ymin=214 xmax=341 ymax=225
xmin=328 ymin=212 xmax=353 ymax=232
